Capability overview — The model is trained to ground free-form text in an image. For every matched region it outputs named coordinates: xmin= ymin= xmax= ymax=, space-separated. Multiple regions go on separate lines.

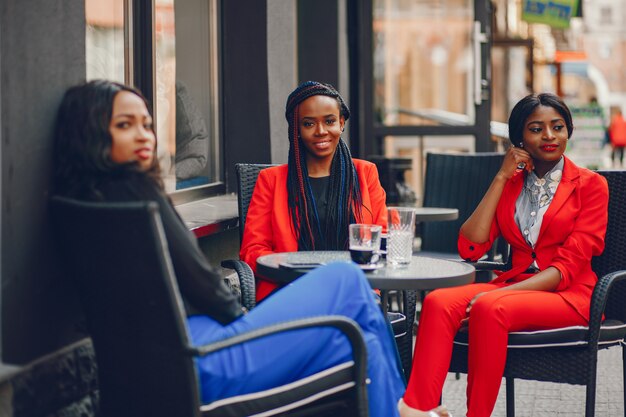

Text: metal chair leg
xmin=506 ymin=377 xmax=515 ymax=417
xmin=623 ymin=344 xmax=626 ymax=417
xmin=585 ymin=381 xmax=596 ymax=417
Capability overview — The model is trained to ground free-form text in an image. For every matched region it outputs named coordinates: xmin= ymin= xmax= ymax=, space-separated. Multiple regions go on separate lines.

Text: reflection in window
xmin=85 ymin=0 xmax=125 ymax=82
xmin=373 ymin=0 xmax=475 ymax=126
xmin=156 ymin=0 xmax=220 ymax=192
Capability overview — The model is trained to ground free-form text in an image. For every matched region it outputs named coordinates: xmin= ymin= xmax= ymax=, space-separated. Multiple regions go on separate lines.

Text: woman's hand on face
xmin=498 ymin=147 xmax=533 ymax=180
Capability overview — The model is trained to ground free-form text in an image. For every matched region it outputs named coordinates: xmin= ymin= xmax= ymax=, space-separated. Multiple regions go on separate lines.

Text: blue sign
xmin=522 ymin=0 xmax=579 ymax=29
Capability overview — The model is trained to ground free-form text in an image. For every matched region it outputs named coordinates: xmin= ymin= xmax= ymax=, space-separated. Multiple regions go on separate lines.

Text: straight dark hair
xmin=508 ymin=93 xmax=574 ymax=148
xmin=284 ymin=81 xmax=364 ymax=250
xmin=53 ymin=80 xmax=162 ymax=199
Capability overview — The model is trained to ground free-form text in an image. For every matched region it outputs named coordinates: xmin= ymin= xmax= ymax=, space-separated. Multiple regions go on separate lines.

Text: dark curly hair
xmin=53 ymin=80 xmax=162 ymax=199
xmin=508 ymin=93 xmax=574 ymax=148
xmin=284 ymin=81 xmax=363 ymax=250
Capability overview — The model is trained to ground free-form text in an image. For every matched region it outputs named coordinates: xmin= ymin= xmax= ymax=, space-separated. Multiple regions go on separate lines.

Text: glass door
xmin=373 ymin=0 xmax=478 ymax=127
xmin=349 ymin=0 xmax=493 ymax=198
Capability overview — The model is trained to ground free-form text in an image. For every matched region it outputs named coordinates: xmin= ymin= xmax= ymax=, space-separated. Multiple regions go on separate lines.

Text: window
xmin=155 ymin=0 xmax=222 ymax=193
xmin=85 ymin=0 xmax=126 ymax=82
xmin=599 ymin=7 xmax=611 ymax=26
xmin=85 ymin=0 xmax=223 ymax=196
xmin=373 ymin=0 xmax=475 ymax=126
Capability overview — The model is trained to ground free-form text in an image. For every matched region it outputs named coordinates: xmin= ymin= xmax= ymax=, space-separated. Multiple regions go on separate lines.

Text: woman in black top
xmin=52 ymin=80 xmax=407 ymax=417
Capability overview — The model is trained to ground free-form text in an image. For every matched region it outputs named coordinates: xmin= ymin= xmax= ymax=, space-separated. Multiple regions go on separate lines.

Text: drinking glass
xmin=387 ymin=207 xmax=415 ymax=266
xmin=348 ymin=224 xmax=382 ymax=265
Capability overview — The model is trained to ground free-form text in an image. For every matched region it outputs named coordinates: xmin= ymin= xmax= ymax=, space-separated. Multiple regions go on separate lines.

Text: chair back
xmin=593 ymin=171 xmax=626 ymax=322
xmin=421 ymin=152 xmax=505 ymax=254
xmin=50 ymin=197 xmax=201 ymax=417
xmin=235 ymin=163 xmax=276 ymax=241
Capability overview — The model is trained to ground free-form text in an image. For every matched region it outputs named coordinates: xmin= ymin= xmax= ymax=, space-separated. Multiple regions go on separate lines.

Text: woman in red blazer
xmin=240 ymin=81 xmax=387 ymax=300
xmin=400 ymin=94 xmax=608 ymax=417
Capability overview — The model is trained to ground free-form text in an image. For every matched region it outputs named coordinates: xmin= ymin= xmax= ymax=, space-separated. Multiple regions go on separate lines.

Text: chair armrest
xmin=466 ymin=261 xmax=509 ymax=271
xmin=465 ymin=260 xmax=538 ymax=274
xmin=221 ymin=259 xmax=256 ymax=310
xmin=186 ymin=315 xmax=368 ymax=388
xmin=588 ymin=270 xmax=626 ymax=344
xmin=187 ymin=315 xmax=369 ymax=417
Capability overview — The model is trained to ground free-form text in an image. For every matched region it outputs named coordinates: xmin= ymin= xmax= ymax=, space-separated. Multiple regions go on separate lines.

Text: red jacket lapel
xmin=500 ymin=171 xmax=526 ymax=247
xmin=537 ymin=156 xmax=579 ymax=241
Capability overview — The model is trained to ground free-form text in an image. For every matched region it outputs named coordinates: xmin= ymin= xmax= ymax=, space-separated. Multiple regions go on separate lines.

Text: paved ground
xmin=439 ymin=345 xmax=624 ymax=417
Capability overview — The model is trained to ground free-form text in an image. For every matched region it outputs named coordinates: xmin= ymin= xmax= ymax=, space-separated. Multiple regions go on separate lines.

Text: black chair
xmin=420 ymin=152 xmax=506 ymax=280
xmin=228 ymin=163 xmax=417 ymax=381
xmin=220 ymin=163 xmax=276 ymax=310
xmin=448 ymin=170 xmax=626 ymax=417
xmin=50 ymin=196 xmax=369 ymax=417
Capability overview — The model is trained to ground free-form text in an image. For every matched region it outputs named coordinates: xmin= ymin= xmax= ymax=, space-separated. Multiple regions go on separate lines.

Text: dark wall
xmin=1 ymin=0 xmax=86 ymax=363
xmin=297 ymin=0 xmax=339 ymax=87
xmin=222 ymin=0 xmax=272 ymax=192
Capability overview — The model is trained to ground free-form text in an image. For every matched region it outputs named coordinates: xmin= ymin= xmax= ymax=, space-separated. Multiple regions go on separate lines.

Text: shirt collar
xmin=525 ymin=157 xmax=564 ymax=190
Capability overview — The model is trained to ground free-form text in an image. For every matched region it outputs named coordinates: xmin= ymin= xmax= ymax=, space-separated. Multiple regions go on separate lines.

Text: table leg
xmin=382 ymin=289 xmax=417 ymax=381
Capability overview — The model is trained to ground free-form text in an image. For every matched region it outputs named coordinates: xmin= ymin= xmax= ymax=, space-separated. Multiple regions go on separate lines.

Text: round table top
xmin=256 ymin=251 xmax=475 ymax=290
xmin=413 ymin=207 xmax=459 ymax=222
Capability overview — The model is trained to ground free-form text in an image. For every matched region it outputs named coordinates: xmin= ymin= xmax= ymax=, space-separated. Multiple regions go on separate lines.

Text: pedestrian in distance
xmin=609 ymin=107 xmax=626 ymax=168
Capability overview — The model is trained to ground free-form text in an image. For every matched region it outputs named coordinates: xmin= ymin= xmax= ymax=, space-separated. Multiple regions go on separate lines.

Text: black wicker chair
xmin=449 ymin=170 xmax=626 ymax=417
xmin=50 ymin=196 xmax=369 ymax=417
xmin=420 ymin=152 xmax=507 ymax=291
xmin=421 ymin=152 xmax=506 ymax=268
xmin=228 ymin=163 xmax=417 ymax=381
xmin=219 ymin=163 xmax=276 ymax=311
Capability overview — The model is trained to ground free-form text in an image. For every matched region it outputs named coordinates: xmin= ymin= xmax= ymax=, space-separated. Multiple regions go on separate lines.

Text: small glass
xmin=387 ymin=207 xmax=415 ymax=266
xmin=348 ymin=224 xmax=383 ymax=265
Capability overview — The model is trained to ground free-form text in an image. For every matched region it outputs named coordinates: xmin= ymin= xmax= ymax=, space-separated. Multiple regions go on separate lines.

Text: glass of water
xmin=387 ymin=207 xmax=415 ymax=266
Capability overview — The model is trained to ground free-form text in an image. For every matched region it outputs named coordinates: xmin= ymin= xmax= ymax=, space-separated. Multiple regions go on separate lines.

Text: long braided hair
xmin=285 ymin=81 xmax=363 ymax=250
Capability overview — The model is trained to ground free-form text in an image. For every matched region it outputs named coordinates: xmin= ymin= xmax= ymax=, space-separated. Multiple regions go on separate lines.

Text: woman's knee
xmin=422 ymin=288 xmax=455 ymax=313
xmin=470 ymin=296 xmax=508 ymax=327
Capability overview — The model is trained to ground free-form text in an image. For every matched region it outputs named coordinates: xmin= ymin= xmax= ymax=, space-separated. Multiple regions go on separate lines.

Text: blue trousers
xmin=187 ymin=262 xmax=405 ymax=417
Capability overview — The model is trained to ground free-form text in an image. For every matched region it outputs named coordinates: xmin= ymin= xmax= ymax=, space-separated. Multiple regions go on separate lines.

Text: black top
xmin=309 ymin=176 xmax=330 ymax=249
xmin=94 ymin=174 xmax=243 ymax=324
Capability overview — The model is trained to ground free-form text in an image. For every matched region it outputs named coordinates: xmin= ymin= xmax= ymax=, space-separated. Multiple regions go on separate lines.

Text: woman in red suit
xmin=399 ymin=93 xmax=609 ymax=417
xmin=240 ymin=81 xmax=387 ymax=301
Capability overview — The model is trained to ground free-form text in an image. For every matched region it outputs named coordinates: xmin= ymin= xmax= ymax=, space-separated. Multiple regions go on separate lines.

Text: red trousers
xmin=403 ymin=283 xmax=587 ymax=417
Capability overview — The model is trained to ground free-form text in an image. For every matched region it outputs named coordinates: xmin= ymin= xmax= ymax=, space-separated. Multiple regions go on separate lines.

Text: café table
xmin=256 ymin=251 xmax=475 ymax=380
xmin=256 ymin=251 xmax=475 ymax=291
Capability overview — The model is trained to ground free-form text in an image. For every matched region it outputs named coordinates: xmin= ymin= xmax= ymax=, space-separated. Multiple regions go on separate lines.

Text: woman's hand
xmin=466 ymin=292 xmax=486 ymax=314
xmin=459 ymin=291 xmax=487 ymax=330
xmin=498 ymin=147 xmax=533 ymax=180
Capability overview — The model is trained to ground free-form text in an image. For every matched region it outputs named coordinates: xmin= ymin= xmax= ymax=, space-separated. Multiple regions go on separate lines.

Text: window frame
xmin=131 ymin=0 xmax=226 ymax=204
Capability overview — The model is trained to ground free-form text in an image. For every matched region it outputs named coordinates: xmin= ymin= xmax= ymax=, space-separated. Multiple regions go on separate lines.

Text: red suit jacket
xmin=241 ymin=159 xmax=387 ymax=300
xmin=458 ymin=156 xmax=608 ymax=322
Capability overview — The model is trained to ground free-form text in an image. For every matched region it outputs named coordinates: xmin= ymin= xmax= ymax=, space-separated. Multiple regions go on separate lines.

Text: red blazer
xmin=240 ymin=159 xmax=387 ymax=300
xmin=458 ymin=156 xmax=608 ymax=322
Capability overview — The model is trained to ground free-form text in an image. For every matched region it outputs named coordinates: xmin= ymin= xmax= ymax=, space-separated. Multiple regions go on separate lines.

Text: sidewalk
xmin=440 ymin=346 xmax=624 ymax=416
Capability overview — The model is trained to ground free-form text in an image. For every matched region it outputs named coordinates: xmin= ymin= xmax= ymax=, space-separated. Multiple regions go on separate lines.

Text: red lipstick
xmin=540 ymin=144 xmax=558 ymax=152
